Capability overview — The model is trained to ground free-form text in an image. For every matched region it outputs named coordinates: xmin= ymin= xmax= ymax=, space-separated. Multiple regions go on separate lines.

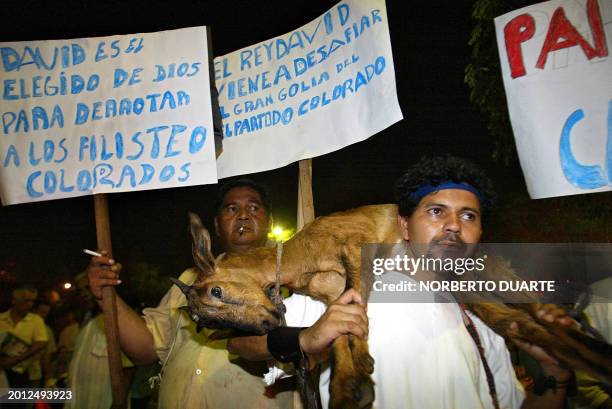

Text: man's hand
xmin=508 ymin=304 xmax=575 ymax=381
xmin=85 ymin=251 xmax=158 ymax=365
xmin=298 ymin=289 xmax=368 ymax=358
xmin=0 ymin=356 xmax=18 ymax=370
xmin=86 ymin=250 xmax=122 ymax=300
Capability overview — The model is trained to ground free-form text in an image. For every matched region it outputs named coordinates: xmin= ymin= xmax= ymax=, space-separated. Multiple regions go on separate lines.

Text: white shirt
xmin=585 ymin=277 xmax=612 ymax=342
xmin=272 ymin=272 xmax=525 ymax=409
xmin=65 ymin=315 xmax=133 ymax=409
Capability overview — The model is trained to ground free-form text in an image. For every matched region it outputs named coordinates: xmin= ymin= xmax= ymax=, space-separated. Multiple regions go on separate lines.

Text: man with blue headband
xmin=365 ymin=154 xmax=572 ymax=409
xmin=241 ymin=154 xmax=575 ymax=409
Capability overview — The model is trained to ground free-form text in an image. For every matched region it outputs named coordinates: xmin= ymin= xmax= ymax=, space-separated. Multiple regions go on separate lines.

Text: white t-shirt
xmin=65 ymin=315 xmax=133 ymax=409
xmin=273 ymin=272 xmax=525 ymax=409
xmin=585 ymin=277 xmax=612 ymax=342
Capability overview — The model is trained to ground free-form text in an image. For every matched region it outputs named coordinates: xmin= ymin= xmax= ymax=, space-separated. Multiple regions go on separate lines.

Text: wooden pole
xmin=92 ymin=27 xmax=213 ymax=409
xmin=297 ymin=159 xmax=315 ymax=229
xmin=295 ymin=159 xmax=315 ymax=409
xmin=93 ymin=194 xmax=127 ymax=409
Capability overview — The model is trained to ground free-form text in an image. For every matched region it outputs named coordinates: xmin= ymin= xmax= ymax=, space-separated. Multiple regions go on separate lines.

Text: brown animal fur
xmin=179 ymin=204 xmax=612 ymax=409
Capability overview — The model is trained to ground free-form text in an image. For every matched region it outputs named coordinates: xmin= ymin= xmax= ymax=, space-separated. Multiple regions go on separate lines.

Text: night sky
xmin=0 ymin=0 xmax=608 ymax=293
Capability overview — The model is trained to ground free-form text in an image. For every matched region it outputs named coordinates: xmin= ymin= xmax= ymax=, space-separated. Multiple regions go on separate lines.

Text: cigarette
xmin=239 ymin=226 xmax=244 ymax=233
xmin=83 ymin=249 xmax=102 ymax=257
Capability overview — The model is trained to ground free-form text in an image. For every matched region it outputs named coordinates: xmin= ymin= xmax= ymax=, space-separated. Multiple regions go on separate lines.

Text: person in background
xmin=73 ymin=272 xmax=98 ymax=327
xmin=0 ymin=287 xmax=48 ymax=409
xmin=584 ymin=277 xmax=612 ymax=343
xmin=29 ymin=299 xmax=56 ymax=388
xmin=572 ymin=277 xmax=612 ymax=409
xmin=50 ymin=304 xmax=79 ymax=388
xmin=64 ymin=313 xmax=135 ymax=409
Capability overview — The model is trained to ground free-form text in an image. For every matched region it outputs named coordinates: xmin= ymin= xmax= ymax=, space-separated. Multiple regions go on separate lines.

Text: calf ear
xmin=189 ymin=212 xmax=215 ymax=275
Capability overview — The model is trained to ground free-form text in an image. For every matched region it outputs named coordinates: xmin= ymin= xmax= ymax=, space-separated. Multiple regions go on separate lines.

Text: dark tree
xmin=465 ymin=0 xmax=537 ymax=164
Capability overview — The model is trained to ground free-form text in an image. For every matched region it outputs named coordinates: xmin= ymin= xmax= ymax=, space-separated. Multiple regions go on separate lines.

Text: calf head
xmin=171 ymin=213 xmax=282 ymax=335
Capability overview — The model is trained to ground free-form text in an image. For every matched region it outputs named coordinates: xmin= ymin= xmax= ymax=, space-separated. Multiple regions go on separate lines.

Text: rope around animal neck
xmin=270 ymin=241 xmax=321 ymax=409
xmin=270 ymin=241 xmax=287 ymax=326
xmin=148 ymin=298 xmax=185 ymax=389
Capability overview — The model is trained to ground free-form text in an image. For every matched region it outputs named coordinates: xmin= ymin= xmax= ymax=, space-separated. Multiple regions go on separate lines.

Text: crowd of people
xmin=0 ymin=274 xmax=157 ymax=409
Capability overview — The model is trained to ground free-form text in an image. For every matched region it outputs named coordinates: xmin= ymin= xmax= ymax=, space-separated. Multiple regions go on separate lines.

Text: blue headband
xmin=409 ymin=181 xmax=483 ymax=202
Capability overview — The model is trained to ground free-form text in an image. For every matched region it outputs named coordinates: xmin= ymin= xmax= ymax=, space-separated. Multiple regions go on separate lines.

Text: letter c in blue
xmin=559 ymin=108 xmax=607 ymax=190
xmin=27 ymin=171 xmax=43 ymax=198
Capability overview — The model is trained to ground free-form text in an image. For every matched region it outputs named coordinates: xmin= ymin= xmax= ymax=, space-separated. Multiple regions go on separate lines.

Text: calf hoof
xmin=330 ymin=376 xmax=374 ymax=409
xmin=353 ymin=375 xmax=375 ymax=409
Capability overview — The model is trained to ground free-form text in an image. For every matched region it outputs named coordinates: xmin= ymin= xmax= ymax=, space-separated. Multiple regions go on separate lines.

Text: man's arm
xmin=516 ymin=336 xmax=571 ymax=409
xmin=227 ymin=335 xmax=269 ymax=361
xmin=228 ymin=289 xmax=368 ymax=366
xmin=514 ymin=305 xmax=575 ymax=409
xmin=0 ymin=340 xmax=47 ymax=369
xmin=87 ymin=251 xmax=159 ymax=365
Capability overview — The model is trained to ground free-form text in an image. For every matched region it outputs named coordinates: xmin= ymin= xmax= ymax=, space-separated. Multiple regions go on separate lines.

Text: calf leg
xmin=330 ymin=335 xmax=374 ymax=409
xmin=330 ymin=243 xmax=375 ymax=408
xmin=343 ymin=241 xmax=376 ymax=377
xmin=470 ymin=303 xmax=612 ymax=385
xmin=330 ymin=335 xmax=355 ymax=409
xmin=349 ymin=335 xmax=375 ymax=408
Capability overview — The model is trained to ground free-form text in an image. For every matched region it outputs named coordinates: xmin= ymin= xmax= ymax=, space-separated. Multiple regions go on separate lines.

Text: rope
xmin=460 ymin=304 xmax=501 ymax=409
xmin=148 ymin=307 xmax=184 ymax=389
xmin=269 ymin=241 xmax=320 ymax=409
xmin=270 ymin=241 xmax=287 ymax=325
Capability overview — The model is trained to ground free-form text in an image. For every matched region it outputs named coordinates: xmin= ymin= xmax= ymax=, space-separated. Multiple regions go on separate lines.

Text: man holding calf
xmin=87 ymin=178 xmax=364 ymax=408
xmin=234 ymin=155 xmax=575 ymax=409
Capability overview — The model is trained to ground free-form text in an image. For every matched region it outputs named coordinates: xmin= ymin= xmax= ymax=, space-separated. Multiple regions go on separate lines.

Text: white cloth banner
xmin=214 ymin=0 xmax=402 ymax=179
xmin=0 ymin=26 xmax=216 ymax=205
xmin=495 ymin=0 xmax=612 ymax=199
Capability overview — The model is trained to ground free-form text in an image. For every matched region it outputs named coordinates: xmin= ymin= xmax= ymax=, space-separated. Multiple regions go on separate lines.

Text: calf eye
xmin=211 ymin=286 xmax=223 ymax=298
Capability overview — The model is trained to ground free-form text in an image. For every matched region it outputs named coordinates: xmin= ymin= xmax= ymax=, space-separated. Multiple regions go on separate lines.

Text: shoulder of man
xmin=24 ymin=312 xmax=45 ymax=326
xmin=153 ymin=267 xmax=199 ymax=308
xmin=177 ymin=268 xmax=199 ymax=286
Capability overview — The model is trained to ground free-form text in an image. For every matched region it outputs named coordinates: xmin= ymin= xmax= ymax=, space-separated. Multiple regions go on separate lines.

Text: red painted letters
xmin=504 ymin=14 xmax=536 ymax=78
xmin=504 ymin=0 xmax=608 ymax=78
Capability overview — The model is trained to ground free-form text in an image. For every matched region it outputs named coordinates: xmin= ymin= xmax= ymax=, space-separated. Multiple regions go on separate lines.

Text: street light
xmin=268 ymin=225 xmax=294 ymax=242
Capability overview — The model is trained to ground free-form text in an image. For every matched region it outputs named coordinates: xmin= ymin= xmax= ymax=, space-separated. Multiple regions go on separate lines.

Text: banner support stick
xmin=93 ymin=193 xmax=127 ymax=409
xmin=294 ymin=158 xmax=316 ymax=409
xmin=297 ymin=159 xmax=314 ymax=229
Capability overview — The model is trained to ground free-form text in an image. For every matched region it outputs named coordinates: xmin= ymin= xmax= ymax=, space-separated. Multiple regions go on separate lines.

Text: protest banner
xmin=214 ymin=0 xmax=402 ymax=179
xmin=0 ymin=26 xmax=217 ymax=205
xmin=495 ymin=0 xmax=611 ymax=199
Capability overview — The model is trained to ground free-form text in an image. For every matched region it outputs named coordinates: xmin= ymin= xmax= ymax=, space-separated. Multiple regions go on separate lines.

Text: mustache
xmin=431 ymin=233 xmax=466 ymax=247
